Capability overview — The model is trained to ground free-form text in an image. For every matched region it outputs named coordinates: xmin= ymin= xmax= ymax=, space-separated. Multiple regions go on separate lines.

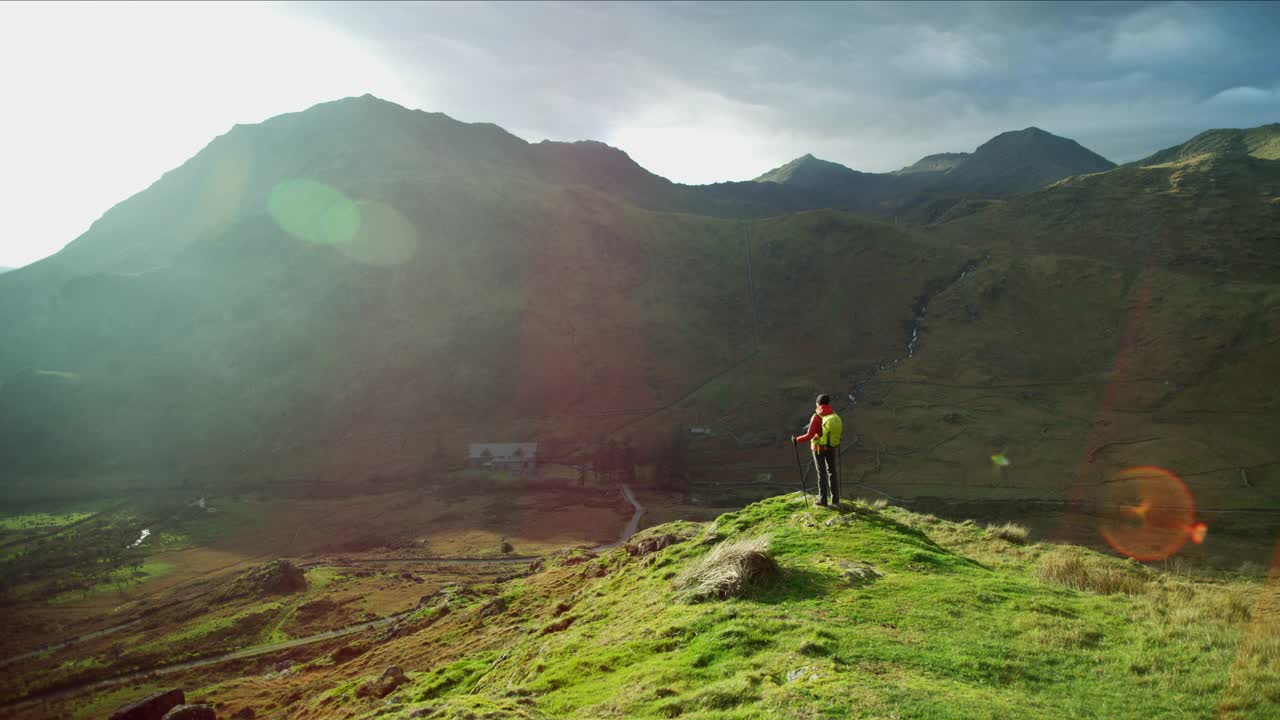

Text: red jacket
xmin=795 ymin=404 xmax=835 ymax=451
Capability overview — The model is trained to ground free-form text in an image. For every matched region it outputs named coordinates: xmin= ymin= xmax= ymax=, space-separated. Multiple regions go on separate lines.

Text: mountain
xmin=0 ymin=95 xmax=969 ymax=497
xmin=0 ymin=97 xmax=1277 ymax=532
xmin=931 ymin=126 xmax=1115 ymax=195
xmin=753 ymin=153 xmax=873 ymax=187
xmin=0 ymin=267 xmax=12 ymax=274
xmin=704 ymin=127 xmax=1116 ymax=221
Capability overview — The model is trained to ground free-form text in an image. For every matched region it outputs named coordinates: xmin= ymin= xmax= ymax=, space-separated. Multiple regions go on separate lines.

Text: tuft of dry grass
xmin=1036 ymin=551 xmax=1147 ymax=595
xmin=868 ymin=497 xmax=890 ymax=511
xmin=985 ymin=522 xmax=1030 ymax=544
xmin=673 ymin=535 xmax=779 ymax=602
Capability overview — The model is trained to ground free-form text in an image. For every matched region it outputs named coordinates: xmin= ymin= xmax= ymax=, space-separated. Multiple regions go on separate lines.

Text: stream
xmin=848 ymin=255 xmax=985 ymax=406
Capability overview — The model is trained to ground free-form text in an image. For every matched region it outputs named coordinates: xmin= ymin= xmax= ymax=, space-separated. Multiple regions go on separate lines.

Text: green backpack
xmin=819 ymin=413 xmax=843 ymax=448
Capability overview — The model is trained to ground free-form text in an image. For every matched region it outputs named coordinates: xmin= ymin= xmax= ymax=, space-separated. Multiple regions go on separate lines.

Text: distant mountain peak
xmin=943 ymin=126 xmax=1115 ymax=194
xmin=753 ymin=154 xmax=862 ymax=185
xmin=895 ymin=152 xmax=971 ymax=175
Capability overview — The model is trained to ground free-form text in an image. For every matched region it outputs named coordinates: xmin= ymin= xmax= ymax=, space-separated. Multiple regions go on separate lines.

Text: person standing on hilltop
xmin=794 ymin=394 xmax=842 ymax=506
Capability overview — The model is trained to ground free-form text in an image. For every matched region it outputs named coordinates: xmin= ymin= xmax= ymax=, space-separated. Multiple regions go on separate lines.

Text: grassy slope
xmin=252 ymin=496 xmax=1277 ymax=720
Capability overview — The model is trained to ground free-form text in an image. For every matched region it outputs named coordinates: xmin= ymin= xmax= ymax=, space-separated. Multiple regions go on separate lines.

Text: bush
xmin=985 ymin=522 xmax=1030 ymax=544
xmin=1036 ymin=551 xmax=1146 ymax=595
xmin=673 ymin=536 xmax=778 ymax=602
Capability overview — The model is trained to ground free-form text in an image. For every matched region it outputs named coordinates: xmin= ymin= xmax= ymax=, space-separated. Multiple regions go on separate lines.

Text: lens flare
xmin=1099 ymin=466 xmax=1207 ymax=560
xmin=991 ymin=453 xmax=1011 ymax=467
xmin=267 ymin=178 xmax=360 ymax=246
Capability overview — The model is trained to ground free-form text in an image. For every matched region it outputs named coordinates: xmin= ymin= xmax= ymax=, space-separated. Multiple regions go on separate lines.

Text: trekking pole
xmin=833 ymin=445 xmax=841 ymax=504
xmin=791 ymin=437 xmax=813 ymax=508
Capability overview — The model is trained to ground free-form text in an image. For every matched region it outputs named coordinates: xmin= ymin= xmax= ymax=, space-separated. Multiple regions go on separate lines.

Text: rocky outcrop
xmin=625 ymin=533 xmax=680 ymax=557
xmin=357 ymin=665 xmax=409 ymax=698
xmin=109 ymin=688 xmax=185 ymax=720
xmin=222 ymin=559 xmax=306 ymax=599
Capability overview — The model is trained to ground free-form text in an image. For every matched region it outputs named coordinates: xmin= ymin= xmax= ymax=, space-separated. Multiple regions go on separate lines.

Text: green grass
xmin=305 ymin=567 xmax=351 ymax=589
xmin=125 ymin=600 xmax=286 ymax=661
xmin=0 ymin=510 xmax=93 ymax=531
xmin=47 ymin=561 xmax=176 ymax=604
xmin=375 ymin=495 xmax=1276 ymax=719
xmin=162 ymin=601 xmax=282 ymax=645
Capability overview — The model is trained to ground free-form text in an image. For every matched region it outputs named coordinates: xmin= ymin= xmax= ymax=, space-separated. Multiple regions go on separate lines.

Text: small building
xmin=468 ymin=443 xmax=538 ymax=472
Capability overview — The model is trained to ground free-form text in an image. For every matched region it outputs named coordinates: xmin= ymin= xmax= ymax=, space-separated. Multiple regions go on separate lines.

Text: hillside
xmin=1130 ymin=124 xmax=1280 ymax=166
xmin=821 ymin=130 xmax=1280 ymax=528
xmin=17 ymin=495 xmax=1275 ymax=719
xmin=0 ymin=95 xmax=973 ymax=498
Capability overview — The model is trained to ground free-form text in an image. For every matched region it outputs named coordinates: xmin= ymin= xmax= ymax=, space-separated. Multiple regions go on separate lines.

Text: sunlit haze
xmin=3 ymin=1 xmax=1278 ymax=268
xmin=0 ymin=1 xmax=413 ymax=268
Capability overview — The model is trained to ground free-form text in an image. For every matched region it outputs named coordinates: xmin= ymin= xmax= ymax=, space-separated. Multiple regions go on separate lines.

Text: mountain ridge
xmin=750 ymin=125 xmax=1116 ymax=200
xmin=1 ymin=95 xmax=1277 ymax=526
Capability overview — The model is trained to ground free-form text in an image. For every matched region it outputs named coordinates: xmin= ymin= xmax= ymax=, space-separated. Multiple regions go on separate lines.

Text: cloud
xmin=1206 ymin=86 xmax=1278 ymax=106
xmin=293 ymin=0 xmax=1279 ymax=179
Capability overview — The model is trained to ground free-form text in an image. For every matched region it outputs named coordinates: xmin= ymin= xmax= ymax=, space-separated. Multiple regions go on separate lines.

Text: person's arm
xmin=794 ymin=414 xmax=821 ymax=444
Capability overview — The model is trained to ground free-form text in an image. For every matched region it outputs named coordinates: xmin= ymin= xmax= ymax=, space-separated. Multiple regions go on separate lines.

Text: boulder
xmin=357 ymin=665 xmax=410 ymax=699
xmin=625 ymin=533 xmax=680 ymax=557
xmin=109 ymin=688 xmax=185 ymax=720
xmin=161 ymin=706 xmax=216 ymax=720
xmin=245 ymin=559 xmax=306 ymax=594
xmin=478 ymin=597 xmax=506 ymax=618
xmin=331 ymin=642 xmax=367 ymax=663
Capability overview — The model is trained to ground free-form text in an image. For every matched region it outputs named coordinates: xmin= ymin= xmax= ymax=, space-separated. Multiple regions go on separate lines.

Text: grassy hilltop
xmin=75 ymin=494 xmax=1264 ymax=720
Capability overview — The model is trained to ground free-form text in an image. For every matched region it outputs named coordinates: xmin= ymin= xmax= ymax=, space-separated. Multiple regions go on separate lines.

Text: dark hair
xmin=816 ymin=394 xmax=831 ymax=405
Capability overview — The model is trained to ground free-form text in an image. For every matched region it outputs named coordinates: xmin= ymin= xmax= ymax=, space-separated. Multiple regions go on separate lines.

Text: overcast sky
xmin=2 ymin=1 xmax=1278 ymax=267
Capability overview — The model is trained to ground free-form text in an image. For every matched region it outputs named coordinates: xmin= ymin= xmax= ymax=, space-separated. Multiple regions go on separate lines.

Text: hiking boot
xmin=817 ymin=498 xmax=829 ymax=507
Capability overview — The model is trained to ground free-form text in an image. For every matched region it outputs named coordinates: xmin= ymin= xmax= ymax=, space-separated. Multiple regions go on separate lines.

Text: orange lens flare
xmin=1189 ymin=522 xmax=1207 ymax=545
xmin=1099 ymin=466 xmax=1205 ymax=560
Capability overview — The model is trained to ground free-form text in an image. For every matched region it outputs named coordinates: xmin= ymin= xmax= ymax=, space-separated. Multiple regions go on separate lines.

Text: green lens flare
xmin=267 ymin=179 xmax=360 ymax=246
xmin=991 ymin=454 xmax=1011 ymax=467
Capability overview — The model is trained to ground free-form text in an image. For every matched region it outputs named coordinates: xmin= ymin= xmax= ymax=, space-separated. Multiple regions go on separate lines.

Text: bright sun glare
xmin=0 ymin=1 xmax=414 ymax=269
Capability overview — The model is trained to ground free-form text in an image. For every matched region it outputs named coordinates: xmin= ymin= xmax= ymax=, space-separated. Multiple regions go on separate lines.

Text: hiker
xmin=794 ymin=394 xmax=842 ymax=506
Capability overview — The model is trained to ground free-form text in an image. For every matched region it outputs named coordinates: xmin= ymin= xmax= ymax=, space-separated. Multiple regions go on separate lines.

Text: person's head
xmin=816 ymin=394 xmax=830 ymax=407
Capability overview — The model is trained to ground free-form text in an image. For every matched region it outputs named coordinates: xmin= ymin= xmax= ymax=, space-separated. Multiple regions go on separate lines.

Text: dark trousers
xmin=813 ymin=447 xmax=838 ymax=502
